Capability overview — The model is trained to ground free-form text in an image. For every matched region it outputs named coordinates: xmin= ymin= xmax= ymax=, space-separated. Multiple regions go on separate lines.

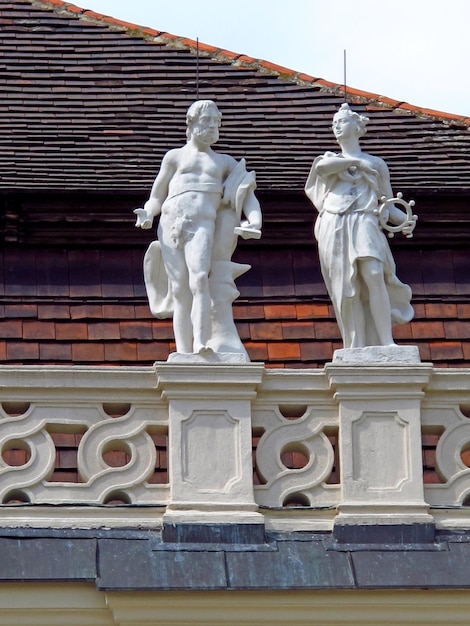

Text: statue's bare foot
xmin=196 ymin=345 xmax=214 ymax=356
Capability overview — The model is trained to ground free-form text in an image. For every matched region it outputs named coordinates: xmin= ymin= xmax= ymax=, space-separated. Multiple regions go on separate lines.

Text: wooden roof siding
xmin=0 ymin=246 xmax=469 ymax=369
xmin=0 ymin=0 xmax=469 ymax=195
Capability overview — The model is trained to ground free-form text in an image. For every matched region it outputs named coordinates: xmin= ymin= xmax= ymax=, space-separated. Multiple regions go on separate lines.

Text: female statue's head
xmin=332 ymin=103 xmax=369 ymax=139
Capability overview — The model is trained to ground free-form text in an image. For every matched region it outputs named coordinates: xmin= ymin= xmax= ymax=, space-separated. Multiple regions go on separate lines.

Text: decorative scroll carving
xmin=252 ymin=404 xmax=340 ymax=508
xmin=423 ymin=394 xmax=470 ymax=506
xmin=0 ymin=402 xmax=168 ymax=505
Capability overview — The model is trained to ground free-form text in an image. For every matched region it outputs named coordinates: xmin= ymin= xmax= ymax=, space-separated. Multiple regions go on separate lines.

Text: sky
xmin=78 ymin=0 xmax=469 ymax=117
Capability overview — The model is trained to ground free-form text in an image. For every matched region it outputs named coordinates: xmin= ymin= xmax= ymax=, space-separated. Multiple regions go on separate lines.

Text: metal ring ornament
xmin=374 ymin=192 xmax=418 ymax=239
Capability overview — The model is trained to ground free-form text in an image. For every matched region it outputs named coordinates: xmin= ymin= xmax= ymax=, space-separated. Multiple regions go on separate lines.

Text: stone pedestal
xmin=155 ymin=362 xmax=265 ymax=535
xmin=326 ymin=349 xmax=434 ymax=541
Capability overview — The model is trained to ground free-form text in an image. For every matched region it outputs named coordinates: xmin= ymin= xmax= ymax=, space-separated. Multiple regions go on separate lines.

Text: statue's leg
xmin=184 ymin=225 xmax=214 ymax=353
xmin=171 ymin=283 xmax=193 ymax=353
xmin=326 ymin=263 xmax=366 ymax=349
xmin=159 ymin=238 xmax=193 ymax=354
xmin=357 ymin=258 xmax=395 ymax=346
xmin=343 ymin=297 xmax=366 ymax=348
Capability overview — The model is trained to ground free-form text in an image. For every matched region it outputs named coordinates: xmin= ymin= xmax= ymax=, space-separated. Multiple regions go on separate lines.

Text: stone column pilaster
xmin=326 ymin=351 xmax=434 ymax=541
xmin=155 ymin=362 xmax=265 ymax=533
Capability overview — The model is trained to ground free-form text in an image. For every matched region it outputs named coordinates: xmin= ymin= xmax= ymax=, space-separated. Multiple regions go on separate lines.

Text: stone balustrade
xmin=0 ymin=364 xmax=469 ymax=531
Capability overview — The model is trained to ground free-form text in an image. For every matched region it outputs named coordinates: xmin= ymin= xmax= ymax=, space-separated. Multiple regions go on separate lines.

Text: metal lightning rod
xmin=343 ymin=49 xmax=347 ymax=103
xmin=196 ymin=37 xmax=200 ymax=100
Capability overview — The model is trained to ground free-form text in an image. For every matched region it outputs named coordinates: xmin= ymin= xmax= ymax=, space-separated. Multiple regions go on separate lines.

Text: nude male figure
xmin=134 ymin=100 xmax=261 ymax=355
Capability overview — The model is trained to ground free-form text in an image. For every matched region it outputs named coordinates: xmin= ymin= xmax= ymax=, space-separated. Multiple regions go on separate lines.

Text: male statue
xmin=134 ymin=100 xmax=262 ymax=358
xmin=305 ymin=103 xmax=416 ymax=349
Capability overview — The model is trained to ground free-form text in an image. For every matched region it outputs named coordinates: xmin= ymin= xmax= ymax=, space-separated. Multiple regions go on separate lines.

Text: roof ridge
xmin=28 ymin=0 xmax=470 ymax=127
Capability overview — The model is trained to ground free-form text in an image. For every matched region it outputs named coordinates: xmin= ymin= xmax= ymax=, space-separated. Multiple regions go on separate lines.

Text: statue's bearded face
xmin=191 ymin=106 xmax=220 ymax=145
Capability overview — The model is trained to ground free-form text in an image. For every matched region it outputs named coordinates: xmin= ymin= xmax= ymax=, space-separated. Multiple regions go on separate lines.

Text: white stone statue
xmin=305 ymin=103 xmax=417 ymax=349
xmin=134 ymin=100 xmax=262 ymax=359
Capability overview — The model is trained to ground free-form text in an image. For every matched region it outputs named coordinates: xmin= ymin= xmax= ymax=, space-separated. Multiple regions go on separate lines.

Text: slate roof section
xmin=2 ymin=527 xmax=470 ymax=590
xmin=0 ymin=0 xmax=469 ymax=194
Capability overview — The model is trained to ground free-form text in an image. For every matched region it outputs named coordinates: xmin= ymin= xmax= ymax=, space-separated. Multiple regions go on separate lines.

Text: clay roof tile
xmin=1 ymin=0 xmax=468 ymax=194
xmin=27 ymin=0 xmax=469 ymax=126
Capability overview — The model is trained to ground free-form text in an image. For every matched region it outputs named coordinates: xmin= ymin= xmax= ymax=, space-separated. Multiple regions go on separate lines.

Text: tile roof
xmin=26 ymin=0 xmax=470 ymax=126
xmin=1 ymin=0 xmax=470 ymax=194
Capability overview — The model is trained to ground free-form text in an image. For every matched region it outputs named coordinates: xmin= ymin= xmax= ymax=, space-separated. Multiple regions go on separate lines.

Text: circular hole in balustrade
xmin=460 ymin=405 xmax=470 ymax=418
xmin=1 ymin=402 xmax=30 ymax=417
xmin=2 ymin=490 xmax=31 ymax=505
xmin=462 ymin=493 xmax=470 ymax=507
xmin=1 ymin=439 xmax=31 ymax=466
xmin=102 ymin=440 xmax=132 ymax=468
xmin=103 ymin=491 xmax=131 ymax=505
xmin=280 ymin=442 xmax=310 ymax=470
xmin=283 ymin=492 xmax=311 ymax=507
xmin=461 ymin=444 xmax=470 ymax=468
xmin=278 ymin=405 xmax=308 ymax=420
xmin=102 ymin=403 xmax=131 ymax=418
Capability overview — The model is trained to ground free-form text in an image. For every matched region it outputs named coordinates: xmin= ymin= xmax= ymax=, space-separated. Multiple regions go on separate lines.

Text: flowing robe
xmin=305 ymin=152 xmax=413 ymax=347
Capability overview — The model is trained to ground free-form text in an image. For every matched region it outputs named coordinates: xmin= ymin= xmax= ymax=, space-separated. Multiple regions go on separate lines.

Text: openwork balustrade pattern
xmin=0 ymin=367 xmax=168 ymax=506
xmin=0 ymin=366 xmax=469 ymax=522
xmin=422 ymin=371 xmax=470 ymax=507
xmin=252 ymin=373 xmax=340 ymax=508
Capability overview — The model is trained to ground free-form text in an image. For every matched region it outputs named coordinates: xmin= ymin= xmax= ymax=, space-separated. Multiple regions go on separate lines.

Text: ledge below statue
xmin=167 ymin=351 xmax=250 ymax=364
xmin=332 ymin=345 xmax=421 ymax=365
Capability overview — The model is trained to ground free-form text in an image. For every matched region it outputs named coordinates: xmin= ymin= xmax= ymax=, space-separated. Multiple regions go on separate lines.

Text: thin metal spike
xmin=196 ymin=37 xmax=200 ymax=100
